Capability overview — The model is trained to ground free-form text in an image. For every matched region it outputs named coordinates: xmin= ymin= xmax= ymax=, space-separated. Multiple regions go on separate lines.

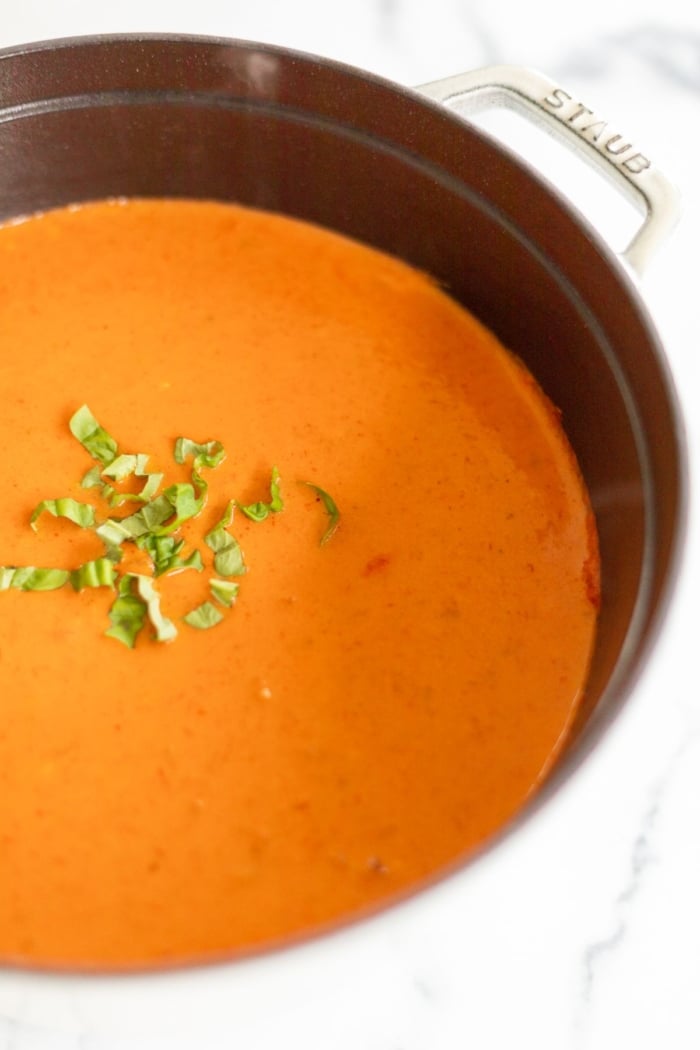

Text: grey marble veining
xmin=576 ymin=732 xmax=700 ymax=1043
xmin=558 ymin=25 xmax=700 ymax=92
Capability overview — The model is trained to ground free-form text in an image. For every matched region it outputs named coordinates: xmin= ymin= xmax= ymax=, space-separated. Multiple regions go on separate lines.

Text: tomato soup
xmin=0 ymin=199 xmax=599 ymax=969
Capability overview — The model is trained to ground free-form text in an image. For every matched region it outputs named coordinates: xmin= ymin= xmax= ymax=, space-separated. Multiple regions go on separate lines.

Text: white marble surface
xmin=0 ymin=2 xmax=698 ymax=1048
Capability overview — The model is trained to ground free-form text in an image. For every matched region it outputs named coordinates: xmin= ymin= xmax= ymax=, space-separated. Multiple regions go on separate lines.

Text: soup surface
xmin=0 ymin=199 xmax=598 ymax=969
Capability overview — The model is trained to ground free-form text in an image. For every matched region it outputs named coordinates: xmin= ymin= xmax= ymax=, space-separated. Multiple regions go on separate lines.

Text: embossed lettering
xmin=580 ymin=120 xmax=607 ymax=142
xmin=543 ymin=88 xmax=571 ymax=109
xmin=604 ymin=134 xmax=632 ymax=156
xmin=622 ymin=153 xmax=651 ymax=174
xmin=541 ymin=88 xmax=651 ymax=177
xmin=567 ymin=104 xmax=593 ymax=123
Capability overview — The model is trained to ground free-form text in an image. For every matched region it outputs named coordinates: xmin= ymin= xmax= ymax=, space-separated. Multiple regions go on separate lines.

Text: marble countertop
xmin=0 ymin=3 xmax=697 ymax=1048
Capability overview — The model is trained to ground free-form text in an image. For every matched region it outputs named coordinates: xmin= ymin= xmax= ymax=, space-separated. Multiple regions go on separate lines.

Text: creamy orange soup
xmin=0 ymin=199 xmax=598 ymax=969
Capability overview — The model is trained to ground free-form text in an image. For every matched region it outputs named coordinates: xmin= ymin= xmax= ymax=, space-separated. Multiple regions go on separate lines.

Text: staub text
xmin=543 ymin=88 xmax=650 ymax=175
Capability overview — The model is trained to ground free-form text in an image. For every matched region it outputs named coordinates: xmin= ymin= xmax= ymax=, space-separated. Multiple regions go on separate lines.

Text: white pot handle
xmin=416 ymin=65 xmax=681 ymax=277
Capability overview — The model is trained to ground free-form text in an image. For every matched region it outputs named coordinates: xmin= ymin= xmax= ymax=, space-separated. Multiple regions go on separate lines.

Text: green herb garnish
xmin=0 ymin=566 xmax=71 ymax=591
xmin=136 ymin=534 xmax=203 ymax=577
xmin=183 ymin=600 xmax=225 ymax=630
xmin=238 ymin=467 xmax=284 ymax=522
xmin=76 ymin=418 xmax=162 ymax=508
xmin=130 ymin=574 xmax=178 ymax=643
xmin=69 ymin=404 xmax=119 ymax=467
xmin=105 ymin=575 xmax=148 ymax=648
xmin=101 ymin=454 xmax=163 ymax=508
xmin=104 ymin=574 xmax=178 ymax=648
xmin=174 ymin=437 xmax=225 ymax=471
xmin=30 ymin=498 xmax=95 ymax=532
xmin=2 ymin=405 xmax=338 ymax=648
xmin=70 ymin=557 xmax=119 ymax=592
xmin=205 ymin=501 xmax=247 ymax=578
xmin=210 ymin=578 xmax=240 ymax=608
xmin=299 ymin=481 xmax=340 ymax=545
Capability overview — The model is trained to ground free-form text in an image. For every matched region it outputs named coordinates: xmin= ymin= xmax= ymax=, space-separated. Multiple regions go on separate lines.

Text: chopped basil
xmin=84 ymin=452 xmax=163 ymax=509
xmin=81 ymin=465 xmax=103 ymax=490
xmin=103 ymin=454 xmax=163 ymax=508
xmin=299 ymin=481 xmax=340 ymax=545
xmin=132 ymin=472 xmax=163 ymax=503
xmin=136 ymin=534 xmax=203 ymax=577
xmin=183 ymin=600 xmax=224 ymax=629
xmin=96 ymin=479 xmax=209 ymax=549
xmin=205 ymin=501 xmax=247 ymax=578
xmin=70 ymin=557 xmax=118 ymax=592
xmin=238 ymin=466 xmax=284 ymax=522
xmin=210 ymin=578 xmax=240 ymax=607
xmin=96 ymin=493 xmax=176 ymax=547
xmin=174 ymin=437 xmax=226 ymax=471
xmin=105 ymin=574 xmax=176 ymax=646
xmin=105 ymin=575 xmax=148 ymax=648
xmin=210 ymin=499 xmax=234 ymax=530
xmin=105 ymin=475 xmax=163 ymax=508
xmin=152 ymin=482 xmax=203 ymax=535
xmin=214 ymin=544 xmax=245 ymax=578
xmin=69 ymin=404 xmax=119 ymax=467
xmin=102 ymin=453 xmax=150 ymax=482
xmin=4 ymin=404 xmax=337 ymax=650
xmin=131 ymin=574 xmax=177 ymax=643
xmin=30 ymin=498 xmax=95 ymax=532
xmin=0 ymin=566 xmax=70 ymax=591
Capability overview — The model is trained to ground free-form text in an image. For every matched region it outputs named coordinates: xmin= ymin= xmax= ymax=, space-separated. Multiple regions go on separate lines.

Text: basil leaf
xmin=81 ymin=465 xmax=103 ymax=490
xmin=130 ymin=472 xmax=163 ymax=504
xmin=131 ymin=574 xmax=177 ymax=643
xmin=209 ymin=499 xmax=234 ymax=532
xmin=154 ymin=483 xmax=202 ymax=534
xmin=105 ymin=574 xmax=176 ymax=647
xmin=103 ymin=455 xmax=163 ymax=507
xmin=269 ymin=467 xmax=284 ymax=513
xmin=205 ymin=501 xmax=246 ymax=578
xmin=136 ymin=534 xmax=204 ymax=577
xmin=101 ymin=453 xmax=150 ymax=482
xmin=210 ymin=578 xmax=239 ymax=608
xmin=69 ymin=405 xmax=119 ymax=467
xmin=70 ymin=557 xmax=118 ymax=592
xmin=238 ymin=467 xmax=284 ymax=522
xmin=105 ymin=577 xmax=147 ymax=649
xmin=0 ymin=566 xmax=70 ymax=591
xmin=171 ymin=438 xmax=225 ymax=530
xmin=83 ymin=453 xmax=163 ymax=509
xmin=30 ymin=498 xmax=96 ymax=532
xmin=299 ymin=481 xmax=340 ymax=545
xmin=80 ymin=450 xmax=159 ymax=509
xmin=174 ymin=438 xmax=225 ymax=470
xmin=96 ymin=493 xmax=176 ymax=547
xmin=214 ymin=544 xmax=245 ymax=577
xmin=183 ymin=601 xmax=224 ymax=630
xmin=102 ymin=484 xmax=205 ymax=545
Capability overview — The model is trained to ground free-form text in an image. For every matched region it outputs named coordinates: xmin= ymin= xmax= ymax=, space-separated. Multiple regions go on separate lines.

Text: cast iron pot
xmin=0 ymin=34 xmax=686 ymax=972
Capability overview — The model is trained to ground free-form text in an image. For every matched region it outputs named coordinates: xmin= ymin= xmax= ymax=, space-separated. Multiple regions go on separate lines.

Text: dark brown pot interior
xmin=0 ymin=34 xmax=685 ymax=804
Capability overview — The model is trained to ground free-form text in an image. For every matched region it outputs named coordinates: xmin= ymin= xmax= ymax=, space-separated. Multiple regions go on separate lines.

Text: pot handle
xmin=416 ymin=65 xmax=680 ymax=277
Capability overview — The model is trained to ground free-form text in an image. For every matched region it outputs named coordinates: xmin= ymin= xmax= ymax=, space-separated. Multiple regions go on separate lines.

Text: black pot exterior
xmin=0 ymin=34 xmax=685 ymax=818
